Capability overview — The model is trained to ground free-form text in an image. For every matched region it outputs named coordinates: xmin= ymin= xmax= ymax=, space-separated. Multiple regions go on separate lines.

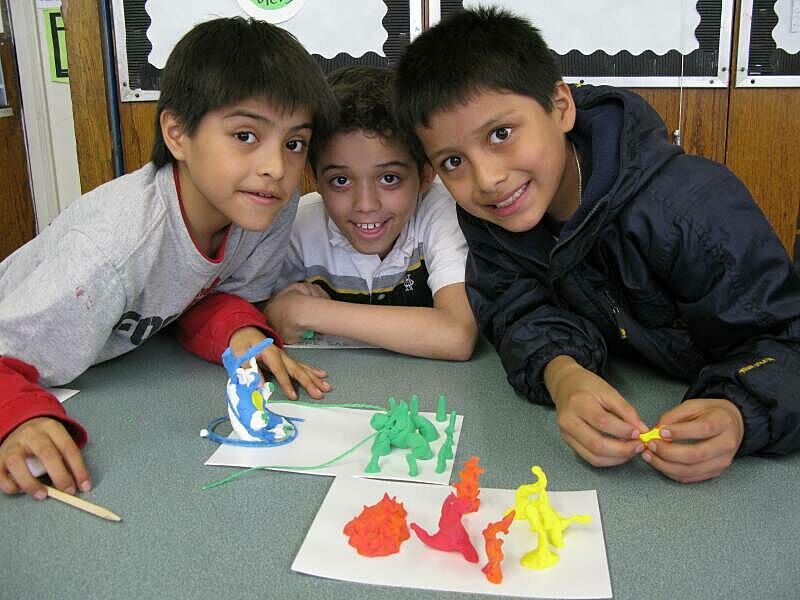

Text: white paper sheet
xmin=464 ymin=0 xmax=700 ymax=56
xmin=26 ymin=389 xmax=80 ymax=477
xmin=145 ymin=0 xmax=388 ymax=69
xmin=293 ymin=476 xmax=611 ymax=599
xmin=285 ymin=333 xmax=377 ymax=349
xmin=773 ymin=0 xmax=800 ymax=53
xmin=205 ymin=403 xmax=463 ymax=484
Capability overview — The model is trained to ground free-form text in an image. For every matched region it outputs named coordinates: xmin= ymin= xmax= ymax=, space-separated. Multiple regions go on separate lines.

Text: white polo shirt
xmin=278 ymin=178 xmax=467 ymax=306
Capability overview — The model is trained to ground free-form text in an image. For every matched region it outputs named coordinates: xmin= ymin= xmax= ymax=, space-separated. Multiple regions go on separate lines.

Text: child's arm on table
xmin=0 ymin=358 xmax=89 ymax=498
xmin=544 ymin=355 xmax=647 ymax=467
xmin=176 ymin=292 xmax=330 ymax=399
xmin=264 ymin=281 xmax=478 ymax=360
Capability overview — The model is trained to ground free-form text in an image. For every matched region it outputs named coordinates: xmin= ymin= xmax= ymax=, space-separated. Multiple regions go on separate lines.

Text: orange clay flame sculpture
xmin=481 ymin=510 xmax=516 ymax=584
xmin=343 ymin=493 xmax=410 ymax=557
xmin=453 ymin=455 xmax=484 ymax=513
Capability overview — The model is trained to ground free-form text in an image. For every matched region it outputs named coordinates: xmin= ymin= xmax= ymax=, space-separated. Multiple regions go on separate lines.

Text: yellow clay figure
xmin=639 ymin=427 xmax=664 ymax=444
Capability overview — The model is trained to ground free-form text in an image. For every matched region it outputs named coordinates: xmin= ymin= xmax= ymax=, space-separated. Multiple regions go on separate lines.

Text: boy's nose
xmin=256 ymin=144 xmax=285 ymax=180
xmin=353 ymin=183 xmax=380 ymax=211
xmin=472 ymin=155 xmax=506 ymax=193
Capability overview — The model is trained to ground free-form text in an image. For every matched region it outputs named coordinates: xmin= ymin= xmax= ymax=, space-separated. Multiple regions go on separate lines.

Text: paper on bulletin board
xmin=145 ymin=0 xmax=388 ymax=69
xmin=293 ymin=476 xmax=611 ymax=599
xmin=463 ymin=0 xmax=700 ymax=56
xmin=205 ymin=403 xmax=463 ymax=485
xmin=43 ymin=9 xmax=68 ymax=83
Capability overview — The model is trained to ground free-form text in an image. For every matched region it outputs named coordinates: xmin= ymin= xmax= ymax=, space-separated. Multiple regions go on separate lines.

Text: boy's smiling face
xmin=416 ymin=83 xmax=578 ymax=232
xmin=315 ymin=130 xmax=432 ymax=259
xmin=162 ymin=96 xmax=313 ymax=249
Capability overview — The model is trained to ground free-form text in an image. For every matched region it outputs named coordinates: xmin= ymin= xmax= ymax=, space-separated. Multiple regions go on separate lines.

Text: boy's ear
xmin=160 ymin=110 xmax=189 ymax=161
xmin=551 ymin=81 xmax=577 ymax=133
xmin=418 ymin=163 xmax=435 ymax=196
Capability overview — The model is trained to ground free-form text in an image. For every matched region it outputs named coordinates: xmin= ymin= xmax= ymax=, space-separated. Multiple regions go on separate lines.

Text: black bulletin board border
xmin=117 ymin=0 xmax=411 ymax=96
xmin=746 ymin=0 xmax=800 ymax=76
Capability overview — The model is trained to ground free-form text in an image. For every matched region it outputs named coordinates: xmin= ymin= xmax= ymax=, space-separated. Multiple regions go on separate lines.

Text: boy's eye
xmin=286 ymin=139 xmax=307 ymax=153
xmin=235 ymin=131 xmax=257 ymax=144
xmin=381 ymin=174 xmax=400 ymax=185
xmin=489 ymin=127 xmax=511 ymax=144
xmin=330 ymin=175 xmax=349 ymax=187
xmin=441 ymin=156 xmax=462 ymax=172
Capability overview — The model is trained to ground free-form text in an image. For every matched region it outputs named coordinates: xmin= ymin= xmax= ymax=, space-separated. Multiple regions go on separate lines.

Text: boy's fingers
xmin=601 ymin=391 xmax=647 ymax=433
xmin=289 ymin=365 xmax=325 ymax=399
xmin=35 ymin=443 xmax=76 ymax=494
xmin=52 ymin=433 xmax=91 ymax=492
xmin=5 ymin=453 xmax=47 ymax=499
xmin=642 ymin=449 xmax=721 ymax=484
xmin=0 ymin=469 xmax=21 ymax=494
xmin=261 ymin=354 xmax=297 ymax=399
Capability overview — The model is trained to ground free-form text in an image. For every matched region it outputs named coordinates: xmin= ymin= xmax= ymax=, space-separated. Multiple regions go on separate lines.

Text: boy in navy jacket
xmin=395 ymin=7 xmax=800 ymax=483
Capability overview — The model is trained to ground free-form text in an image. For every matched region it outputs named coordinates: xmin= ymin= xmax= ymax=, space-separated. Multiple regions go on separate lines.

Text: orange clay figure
xmin=508 ymin=465 xmax=591 ymax=570
xmin=343 ymin=493 xmax=410 ymax=557
xmin=453 ymin=455 xmax=484 ymax=513
xmin=481 ymin=510 xmax=516 ymax=584
xmin=410 ymin=493 xmax=478 ymax=563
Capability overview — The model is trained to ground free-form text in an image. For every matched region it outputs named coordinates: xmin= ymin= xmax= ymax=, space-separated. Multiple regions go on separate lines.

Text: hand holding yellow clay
xmin=641 ymin=398 xmax=744 ymax=484
xmin=544 ymin=355 xmax=648 ymax=467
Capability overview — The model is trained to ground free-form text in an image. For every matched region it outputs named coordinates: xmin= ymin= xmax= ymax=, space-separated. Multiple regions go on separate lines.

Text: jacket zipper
xmin=602 ymin=290 xmax=628 ymax=340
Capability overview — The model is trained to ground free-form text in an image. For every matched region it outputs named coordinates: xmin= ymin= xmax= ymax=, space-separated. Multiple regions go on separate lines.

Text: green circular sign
xmin=237 ymin=0 xmax=305 ymax=23
xmin=247 ymin=0 xmax=294 ymax=9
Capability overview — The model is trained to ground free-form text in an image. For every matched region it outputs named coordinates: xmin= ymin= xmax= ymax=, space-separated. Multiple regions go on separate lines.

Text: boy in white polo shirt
xmin=216 ymin=66 xmax=477 ymax=360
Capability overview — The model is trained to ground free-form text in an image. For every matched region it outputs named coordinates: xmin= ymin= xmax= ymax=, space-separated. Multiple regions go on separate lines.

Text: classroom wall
xmin=64 ymin=0 xmax=800 ymax=253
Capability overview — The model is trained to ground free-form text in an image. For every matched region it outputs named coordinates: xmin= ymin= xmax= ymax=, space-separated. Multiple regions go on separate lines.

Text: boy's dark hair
xmin=394 ymin=6 xmax=561 ymax=164
xmin=151 ymin=17 xmax=336 ymax=166
xmin=308 ymin=65 xmax=425 ymax=172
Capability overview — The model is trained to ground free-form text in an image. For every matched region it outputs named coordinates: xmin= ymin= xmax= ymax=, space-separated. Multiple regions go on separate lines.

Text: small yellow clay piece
xmin=639 ymin=427 xmax=663 ymax=444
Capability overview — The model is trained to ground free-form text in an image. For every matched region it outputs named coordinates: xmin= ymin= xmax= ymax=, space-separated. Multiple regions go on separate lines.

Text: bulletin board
xmin=111 ymin=0 xmax=419 ymax=101
xmin=433 ymin=0 xmax=734 ymax=88
xmin=736 ymin=0 xmax=800 ymax=86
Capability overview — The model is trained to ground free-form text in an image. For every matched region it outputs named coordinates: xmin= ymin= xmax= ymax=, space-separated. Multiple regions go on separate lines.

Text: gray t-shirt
xmin=0 ymin=163 xmax=296 ymax=386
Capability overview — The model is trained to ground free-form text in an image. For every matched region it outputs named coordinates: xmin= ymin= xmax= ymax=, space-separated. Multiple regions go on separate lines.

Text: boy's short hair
xmin=151 ymin=17 xmax=336 ymax=166
xmin=394 ymin=6 xmax=561 ymax=165
xmin=309 ymin=65 xmax=425 ymax=172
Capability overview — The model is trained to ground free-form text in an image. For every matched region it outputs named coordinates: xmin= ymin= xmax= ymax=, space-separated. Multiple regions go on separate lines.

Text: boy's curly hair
xmin=309 ymin=65 xmax=424 ymax=172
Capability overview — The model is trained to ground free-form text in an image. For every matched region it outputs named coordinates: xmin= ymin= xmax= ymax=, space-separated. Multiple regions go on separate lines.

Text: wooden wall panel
xmin=726 ymin=88 xmax=800 ymax=253
xmin=632 ymin=88 xmax=729 ymax=164
xmin=63 ymin=0 xmax=114 ymax=192
xmin=120 ymin=101 xmax=157 ymax=172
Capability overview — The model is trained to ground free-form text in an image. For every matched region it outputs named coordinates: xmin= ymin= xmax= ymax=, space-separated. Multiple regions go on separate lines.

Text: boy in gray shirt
xmin=0 ymin=17 xmax=335 ymax=500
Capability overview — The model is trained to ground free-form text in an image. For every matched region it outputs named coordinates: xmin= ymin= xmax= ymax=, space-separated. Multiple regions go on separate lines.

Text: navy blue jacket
xmin=457 ymin=84 xmax=800 ymax=457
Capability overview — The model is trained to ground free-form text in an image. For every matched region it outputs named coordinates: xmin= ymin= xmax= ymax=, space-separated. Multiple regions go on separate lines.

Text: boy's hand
xmin=641 ymin=398 xmax=744 ymax=484
xmin=264 ymin=284 xmax=329 ymax=343
xmin=229 ymin=326 xmax=330 ymax=400
xmin=545 ymin=356 xmax=647 ymax=467
xmin=0 ymin=417 xmax=90 ymax=499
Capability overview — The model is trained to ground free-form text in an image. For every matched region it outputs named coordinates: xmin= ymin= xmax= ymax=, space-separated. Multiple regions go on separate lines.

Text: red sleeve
xmin=176 ymin=292 xmax=284 ymax=364
xmin=0 ymin=357 xmax=88 ymax=447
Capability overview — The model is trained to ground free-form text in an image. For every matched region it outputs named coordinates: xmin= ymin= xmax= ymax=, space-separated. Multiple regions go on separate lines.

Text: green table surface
xmin=1 ymin=335 xmax=798 ymax=600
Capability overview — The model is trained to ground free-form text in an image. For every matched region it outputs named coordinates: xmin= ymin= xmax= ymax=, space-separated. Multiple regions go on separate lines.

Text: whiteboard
xmin=111 ymin=0 xmax=419 ymax=101
xmin=736 ymin=0 xmax=800 ymax=87
xmin=432 ymin=0 xmax=734 ymax=88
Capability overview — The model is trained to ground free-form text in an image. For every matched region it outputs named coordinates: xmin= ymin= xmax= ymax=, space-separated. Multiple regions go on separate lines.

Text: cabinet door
xmin=0 ymin=0 xmax=35 ymax=261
